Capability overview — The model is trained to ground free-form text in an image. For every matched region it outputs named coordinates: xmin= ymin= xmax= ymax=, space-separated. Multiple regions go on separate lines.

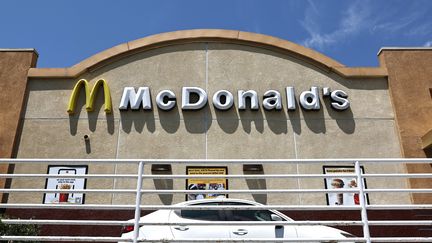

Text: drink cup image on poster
xmin=323 ymin=166 xmax=369 ymax=206
xmin=43 ymin=165 xmax=88 ymax=204
xmin=186 ymin=167 xmax=228 ymax=201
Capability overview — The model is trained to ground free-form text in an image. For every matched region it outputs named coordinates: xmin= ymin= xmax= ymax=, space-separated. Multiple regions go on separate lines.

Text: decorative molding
xmin=27 ymin=29 xmax=387 ymax=79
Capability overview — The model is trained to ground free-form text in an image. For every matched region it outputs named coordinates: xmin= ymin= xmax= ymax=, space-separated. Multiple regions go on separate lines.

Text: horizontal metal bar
xmin=366 ymin=204 xmax=432 ymax=209
xmin=140 ymin=205 xmax=362 ymax=210
xmin=143 ymin=174 xmax=362 ymax=179
xmin=0 ymin=219 xmax=363 ymax=226
xmin=1 ymin=158 xmax=431 ymax=164
xmin=0 ymin=174 xmax=138 ymax=178
xmin=0 ymin=203 xmax=361 ymax=210
xmin=0 ymin=236 xmax=128 ymax=242
xmin=135 ymin=238 xmax=366 ymax=242
xmin=139 ymin=189 xmax=360 ymax=194
xmin=364 ymin=188 xmax=432 ymax=193
xmin=368 ymin=220 xmax=432 ymax=226
xmin=150 ymin=189 xmax=360 ymax=194
xmin=0 ymin=173 xmax=358 ymax=179
xmin=0 ymin=188 xmax=136 ymax=193
xmin=3 ymin=173 xmax=432 ymax=179
xmin=130 ymin=220 xmax=427 ymax=226
xmin=363 ymin=173 xmax=432 ymax=178
xmin=2 ymin=219 xmax=130 ymax=226
xmin=0 ymin=236 xmax=366 ymax=242
xmin=0 ymin=203 xmax=137 ymax=210
xmin=0 ymin=188 xmax=362 ymax=194
xmin=4 ymin=236 xmax=431 ymax=243
xmin=135 ymin=238 xmax=430 ymax=242
xmin=1 ymin=203 xmax=431 ymax=211
xmin=4 ymin=219 xmax=431 ymax=226
xmin=370 ymin=238 xmax=432 ymax=242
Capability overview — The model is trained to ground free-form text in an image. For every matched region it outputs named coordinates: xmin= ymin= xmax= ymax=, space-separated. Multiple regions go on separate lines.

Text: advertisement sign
xmin=43 ymin=165 xmax=88 ymax=204
xmin=186 ymin=166 xmax=228 ymax=200
xmin=323 ymin=166 xmax=369 ymax=206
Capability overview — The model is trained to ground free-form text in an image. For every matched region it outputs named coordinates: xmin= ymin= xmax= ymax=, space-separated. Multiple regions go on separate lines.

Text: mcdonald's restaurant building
xmin=0 ymin=30 xmax=431 ymax=237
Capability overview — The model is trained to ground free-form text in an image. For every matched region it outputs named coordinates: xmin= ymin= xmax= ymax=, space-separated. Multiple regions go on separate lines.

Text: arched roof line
xmin=27 ymin=29 xmax=387 ymax=78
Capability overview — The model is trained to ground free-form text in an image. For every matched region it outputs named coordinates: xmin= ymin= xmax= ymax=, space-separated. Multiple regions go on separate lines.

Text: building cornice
xmin=27 ymin=29 xmax=387 ymax=79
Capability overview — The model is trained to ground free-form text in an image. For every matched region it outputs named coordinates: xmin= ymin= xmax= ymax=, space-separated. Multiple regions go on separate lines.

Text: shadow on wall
xmin=116 ymin=101 xmax=355 ymax=136
xmin=119 ymin=109 xmax=157 ymax=134
xmin=298 ymin=96 xmax=355 ymax=135
xmin=118 ymin=103 xmax=289 ymax=135
xmin=243 ymin=164 xmax=267 ymax=204
xmin=151 ymin=164 xmax=173 ymax=205
xmin=65 ymin=89 xmax=355 ymax=136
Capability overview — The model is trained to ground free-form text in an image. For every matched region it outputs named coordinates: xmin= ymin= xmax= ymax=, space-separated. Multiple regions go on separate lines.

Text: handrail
xmin=3 ymin=219 xmax=431 ymax=226
xmin=1 ymin=173 xmax=430 ymax=178
xmin=2 ymin=203 xmax=432 ymax=210
xmin=0 ymin=158 xmax=431 ymax=163
xmin=0 ymin=158 xmax=430 ymax=242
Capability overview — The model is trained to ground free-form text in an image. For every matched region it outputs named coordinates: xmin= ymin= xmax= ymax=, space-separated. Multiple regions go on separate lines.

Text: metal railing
xmin=0 ymin=158 xmax=430 ymax=242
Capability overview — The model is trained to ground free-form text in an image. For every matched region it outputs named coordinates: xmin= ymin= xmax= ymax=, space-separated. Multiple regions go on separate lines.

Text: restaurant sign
xmin=67 ymin=79 xmax=350 ymax=114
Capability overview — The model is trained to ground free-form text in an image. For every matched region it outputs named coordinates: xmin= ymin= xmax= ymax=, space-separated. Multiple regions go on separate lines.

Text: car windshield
xmin=176 ymin=201 xmax=286 ymax=221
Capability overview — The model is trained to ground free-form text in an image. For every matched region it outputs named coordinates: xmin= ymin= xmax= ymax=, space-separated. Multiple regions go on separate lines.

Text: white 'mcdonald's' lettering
xmin=119 ymin=86 xmax=350 ymax=111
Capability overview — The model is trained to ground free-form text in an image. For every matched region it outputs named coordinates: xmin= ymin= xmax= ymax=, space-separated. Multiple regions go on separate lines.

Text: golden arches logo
xmin=67 ymin=79 xmax=112 ymax=114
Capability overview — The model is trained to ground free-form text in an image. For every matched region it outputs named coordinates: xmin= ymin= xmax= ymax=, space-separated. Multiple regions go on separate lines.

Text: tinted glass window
xmin=223 ymin=202 xmax=286 ymax=221
xmin=228 ymin=209 xmax=273 ymax=221
xmin=178 ymin=202 xmax=225 ymax=221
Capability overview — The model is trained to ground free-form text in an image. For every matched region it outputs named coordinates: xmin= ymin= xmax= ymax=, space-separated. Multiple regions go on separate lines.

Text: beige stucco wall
xmin=11 ymin=42 xmax=407 ymax=205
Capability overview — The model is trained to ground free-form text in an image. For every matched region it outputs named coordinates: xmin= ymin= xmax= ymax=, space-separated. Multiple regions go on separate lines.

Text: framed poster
xmin=43 ymin=165 xmax=88 ymax=204
xmin=323 ymin=166 xmax=369 ymax=206
xmin=186 ymin=166 xmax=228 ymax=201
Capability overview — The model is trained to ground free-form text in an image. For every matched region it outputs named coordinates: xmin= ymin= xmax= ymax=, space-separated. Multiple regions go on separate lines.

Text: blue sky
xmin=1 ymin=0 xmax=431 ymax=67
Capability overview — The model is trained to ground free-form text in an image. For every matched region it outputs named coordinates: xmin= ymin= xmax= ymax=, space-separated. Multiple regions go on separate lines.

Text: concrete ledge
xmin=377 ymin=47 xmax=432 ymax=56
xmin=421 ymin=128 xmax=432 ymax=149
xmin=332 ymin=67 xmax=388 ymax=78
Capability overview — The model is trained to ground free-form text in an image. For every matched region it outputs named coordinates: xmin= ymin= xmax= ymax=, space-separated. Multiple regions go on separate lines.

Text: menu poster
xmin=186 ymin=166 xmax=228 ymax=201
xmin=323 ymin=166 xmax=369 ymax=206
xmin=43 ymin=165 xmax=88 ymax=204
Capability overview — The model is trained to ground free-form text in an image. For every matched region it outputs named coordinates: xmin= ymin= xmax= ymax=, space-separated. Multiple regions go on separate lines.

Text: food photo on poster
xmin=186 ymin=166 xmax=228 ymax=200
xmin=43 ymin=165 xmax=88 ymax=204
xmin=323 ymin=166 xmax=369 ymax=206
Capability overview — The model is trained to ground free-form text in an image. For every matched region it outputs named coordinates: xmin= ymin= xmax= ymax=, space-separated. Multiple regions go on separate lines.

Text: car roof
xmin=174 ymin=198 xmax=264 ymax=206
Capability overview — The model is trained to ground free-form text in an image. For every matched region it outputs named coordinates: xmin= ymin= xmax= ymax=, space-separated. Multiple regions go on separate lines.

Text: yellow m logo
xmin=67 ymin=79 xmax=112 ymax=114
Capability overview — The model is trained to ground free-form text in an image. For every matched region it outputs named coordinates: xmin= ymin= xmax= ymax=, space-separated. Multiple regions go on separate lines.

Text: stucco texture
xmin=12 ymin=42 xmax=406 ymax=205
xmin=381 ymin=50 xmax=432 ymax=204
xmin=0 ymin=50 xmax=37 ymax=203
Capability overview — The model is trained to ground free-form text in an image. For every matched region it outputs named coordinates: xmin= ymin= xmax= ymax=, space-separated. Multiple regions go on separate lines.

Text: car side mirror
xmin=271 ymin=214 xmax=283 ymax=221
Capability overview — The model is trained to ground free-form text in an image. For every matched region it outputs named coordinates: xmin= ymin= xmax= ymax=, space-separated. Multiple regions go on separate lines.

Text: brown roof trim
xmin=377 ymin=47 xmax=432 ymax=56
xmin=27 ymin=29 xmax=387 ymax=79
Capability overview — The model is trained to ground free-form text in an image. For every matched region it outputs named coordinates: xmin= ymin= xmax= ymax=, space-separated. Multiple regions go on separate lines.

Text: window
xmin=228 ymin=209 xmax=274 ymax=221
xmin=223 ymin=202 xmax=286 ymax=221
xmin=176 ymin=201 xmax=287 ymax=221
xmin=177 ymin=202 xmax=225 ymax=221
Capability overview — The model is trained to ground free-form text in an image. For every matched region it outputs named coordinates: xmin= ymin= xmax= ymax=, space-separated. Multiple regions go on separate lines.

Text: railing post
xmin=355 ymin=161 xmax=371 ymax=243
xmin=133 ymin=161 xmax=144 ymax=243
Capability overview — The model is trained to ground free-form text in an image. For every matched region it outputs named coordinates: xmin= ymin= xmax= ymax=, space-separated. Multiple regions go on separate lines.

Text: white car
xmin=120 ymin=198 xmax=357 ymax=242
